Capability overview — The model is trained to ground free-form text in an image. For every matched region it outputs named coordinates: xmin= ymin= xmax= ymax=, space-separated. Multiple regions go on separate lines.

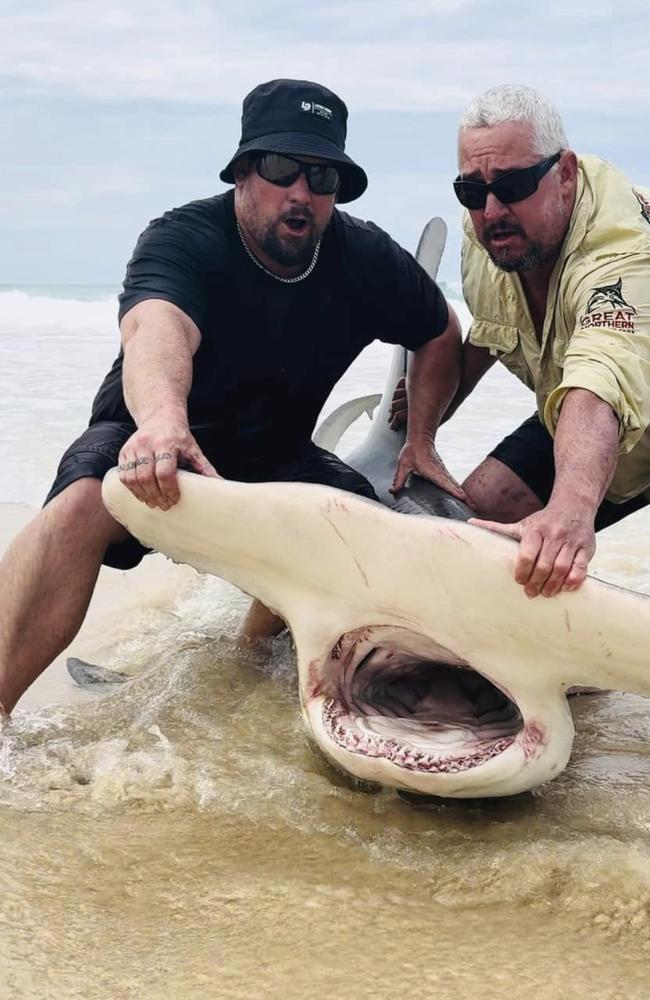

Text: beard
xmin=259 ymin=221 xmax=317 ymax=267
xmin=483 ymin=223 xmax=560 ymax=273
xmin=246 ymin=208 xmax=328 ymax=268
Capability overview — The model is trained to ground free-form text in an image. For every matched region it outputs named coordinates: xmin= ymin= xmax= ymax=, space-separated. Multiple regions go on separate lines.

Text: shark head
xmin=102 ymin=471 xmax=650 ymax=798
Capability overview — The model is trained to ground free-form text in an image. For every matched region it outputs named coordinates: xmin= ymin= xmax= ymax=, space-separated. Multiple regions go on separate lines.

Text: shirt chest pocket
xmin=469 ymin=319 xmax=534 ymax=389
xmin=470 ymin=318 xmax=519 ymax=355
xmin=550 ymin=330 xmax=568 ymax=369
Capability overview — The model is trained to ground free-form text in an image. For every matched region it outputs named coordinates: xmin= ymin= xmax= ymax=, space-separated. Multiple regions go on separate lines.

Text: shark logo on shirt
xmin=634 ymin=189 xmax=650 ymax=226
xmin=585 ymin=277 xmax=636 ymax=315
xmin=580 ymin=277 xmax=636 ymax=332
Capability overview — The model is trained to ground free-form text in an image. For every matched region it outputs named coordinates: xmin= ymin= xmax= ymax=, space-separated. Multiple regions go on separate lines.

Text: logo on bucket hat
xmin=220 ymin=79 xmax=367 ymax=203
xmin=300 ymin=99 xmax=333 ymax=120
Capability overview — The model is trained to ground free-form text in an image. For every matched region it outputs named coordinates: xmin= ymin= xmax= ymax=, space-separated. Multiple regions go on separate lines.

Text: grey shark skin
xmin=102 ymin=469 xmax=650 ymax=797
xmin=66 ymin=658 xmax=128 ymax=686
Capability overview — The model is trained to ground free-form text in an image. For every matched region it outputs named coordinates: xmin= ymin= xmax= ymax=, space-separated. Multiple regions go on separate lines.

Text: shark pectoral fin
xmin=67 ymin=658 xmax=129 ymax=687
xmin=312 ymin=394 xmax=381 ymax=451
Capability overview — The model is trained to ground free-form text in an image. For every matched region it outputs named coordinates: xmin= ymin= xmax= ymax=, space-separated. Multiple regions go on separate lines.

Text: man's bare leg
xmin=237 ymin=599 xmax=285 ymax=643
xmin=0 ymin=478 xmax=129 ymax=713
xmin=463 ymin=457 xmax=544 ymax=522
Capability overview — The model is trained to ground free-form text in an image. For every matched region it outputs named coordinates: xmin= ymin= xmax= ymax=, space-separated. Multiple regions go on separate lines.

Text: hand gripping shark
xmin=100 ymin=220 xmax=650 ymax=798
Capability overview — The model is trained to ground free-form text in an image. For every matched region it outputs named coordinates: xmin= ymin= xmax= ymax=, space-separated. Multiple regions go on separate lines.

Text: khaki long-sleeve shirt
xmin=462 ymin=154 xmax=650 ymax=502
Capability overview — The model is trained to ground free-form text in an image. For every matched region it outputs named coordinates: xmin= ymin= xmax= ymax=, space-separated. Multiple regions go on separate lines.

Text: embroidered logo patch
xmin=300 ymin=100 xmax=333 ymax=120
xmin=579 ymin=277 xmax=636 ymax=332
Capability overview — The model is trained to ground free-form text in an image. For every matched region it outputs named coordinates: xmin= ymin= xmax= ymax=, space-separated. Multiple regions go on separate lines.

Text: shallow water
xmin=1 ymin=565 xmax=650 ymax=998
xmin=2 ymin=289 xmax=650 ymax=996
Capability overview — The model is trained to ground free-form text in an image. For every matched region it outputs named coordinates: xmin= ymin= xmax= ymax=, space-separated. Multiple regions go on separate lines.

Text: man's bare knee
xmin=238 ymin=599 xmax=286 ymax=643
xmin=41 ymin=478 xmax=128 ymax=548
xmin=463 ymin=458 xmax=544 ymax=522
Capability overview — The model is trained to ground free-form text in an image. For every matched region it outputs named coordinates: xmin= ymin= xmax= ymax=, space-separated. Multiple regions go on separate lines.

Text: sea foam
xmin=0 ymin=288 xmax=119 ymax=335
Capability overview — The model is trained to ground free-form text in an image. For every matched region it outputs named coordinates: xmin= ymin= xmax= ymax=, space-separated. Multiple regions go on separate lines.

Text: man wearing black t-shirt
xmin=0 ymin=78 xmax=464 ymax=713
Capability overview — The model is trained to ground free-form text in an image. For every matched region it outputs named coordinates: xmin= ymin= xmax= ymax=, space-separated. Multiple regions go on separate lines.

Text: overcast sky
xmin=3 ymin=0 xmax=649 ymax=284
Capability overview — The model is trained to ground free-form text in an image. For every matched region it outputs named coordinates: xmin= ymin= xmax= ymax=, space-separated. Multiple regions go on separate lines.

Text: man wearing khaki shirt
xmin=392 ymin=85 xmax=650 ymax=598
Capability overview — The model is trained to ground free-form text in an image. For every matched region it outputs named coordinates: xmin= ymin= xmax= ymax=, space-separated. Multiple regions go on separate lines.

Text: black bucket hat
xmin=220 ymin=79 xmax=368 ymax=204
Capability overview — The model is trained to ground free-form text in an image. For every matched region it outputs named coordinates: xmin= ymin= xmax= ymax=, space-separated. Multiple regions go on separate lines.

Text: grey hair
xmin=459 ymin=85 xmax=568 ymax=155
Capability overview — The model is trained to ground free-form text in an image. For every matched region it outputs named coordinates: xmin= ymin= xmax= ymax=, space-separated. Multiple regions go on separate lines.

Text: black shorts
xmin=489 ymin=413 xmax=649 ymax=531
xmin=45 ymin=422 xmax=378 ymax=570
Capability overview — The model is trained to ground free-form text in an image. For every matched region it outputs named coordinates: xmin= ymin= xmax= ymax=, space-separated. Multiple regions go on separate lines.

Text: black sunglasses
xmin=453 ymin=152 xmax=562 ymax=210
xmin=254 ymin=153 xmax=341 ymax=196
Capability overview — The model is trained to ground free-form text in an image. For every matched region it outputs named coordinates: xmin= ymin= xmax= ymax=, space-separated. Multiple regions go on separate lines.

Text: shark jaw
xmin=300 ymin=624 xmax=574 ymax=798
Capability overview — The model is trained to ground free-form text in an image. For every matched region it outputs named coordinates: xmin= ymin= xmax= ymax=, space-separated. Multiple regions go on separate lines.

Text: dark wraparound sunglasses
xmin=453 ymin=152 xmax=562 ymax=210
xmin=254 ymin=153 xmax=341 ymax=196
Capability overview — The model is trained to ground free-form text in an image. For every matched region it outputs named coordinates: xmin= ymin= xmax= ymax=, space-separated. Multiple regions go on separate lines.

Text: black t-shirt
xmin=92 ymin=190 xmax=448 ymax=466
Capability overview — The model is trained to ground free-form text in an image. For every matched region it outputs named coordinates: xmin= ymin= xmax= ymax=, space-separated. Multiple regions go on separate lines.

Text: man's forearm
xmin=390 ymin=305 xmax=467 ymax=498
xmin=551 ymin=388 xmax=619 ymax=512
xmin=406 ymin=307 xmax=463 ymax=442
xmin=116 ymin=302 xmax=215 ymax=508
xmin=123 ymin=328 xmax=193 ymax=426
xmin=121 ymin=303 xmax=200 ymax=427
xmin=442 ymin=339 xmax=496 ymax=424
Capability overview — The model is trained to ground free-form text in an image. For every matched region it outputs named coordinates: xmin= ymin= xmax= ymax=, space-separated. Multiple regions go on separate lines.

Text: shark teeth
xmin=322 ymin=699 xmax=515 ymax=773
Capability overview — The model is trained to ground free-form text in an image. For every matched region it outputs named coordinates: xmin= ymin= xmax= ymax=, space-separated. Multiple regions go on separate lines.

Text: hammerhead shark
xmin=98 ymin=219 xmax=650 ymax=798
xmin=101 ymin=464 xmax=650 ymax=797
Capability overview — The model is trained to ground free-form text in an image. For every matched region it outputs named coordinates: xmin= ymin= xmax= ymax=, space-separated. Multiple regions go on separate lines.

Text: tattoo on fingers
xmin=118 ymin=456 xmax=151 ymax=472
xmin=154 ymin=452 xmax=173 ymax=463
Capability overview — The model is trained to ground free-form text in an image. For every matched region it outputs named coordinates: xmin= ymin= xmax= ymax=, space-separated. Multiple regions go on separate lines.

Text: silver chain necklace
xmin=236 ymin=219 xmax=321 ymax=284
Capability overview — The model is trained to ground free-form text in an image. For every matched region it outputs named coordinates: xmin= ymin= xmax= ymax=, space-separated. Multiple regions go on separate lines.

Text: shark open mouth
xmin=317 ymin=627 xmax=523 ymax=774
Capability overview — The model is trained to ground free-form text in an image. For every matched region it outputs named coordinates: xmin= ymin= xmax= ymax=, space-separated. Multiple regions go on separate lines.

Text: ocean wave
xmin=0 ymin=281 xmax=467 ymax=336
xmin=0 ymin=288 xmax=119 ymax=334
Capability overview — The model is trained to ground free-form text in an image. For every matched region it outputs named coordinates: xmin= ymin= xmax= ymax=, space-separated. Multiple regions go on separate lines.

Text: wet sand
xmin=1 ymin=503 xmax=650 ymax=998
xmin=3 ymin=808 xmax=650 ymax=1000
